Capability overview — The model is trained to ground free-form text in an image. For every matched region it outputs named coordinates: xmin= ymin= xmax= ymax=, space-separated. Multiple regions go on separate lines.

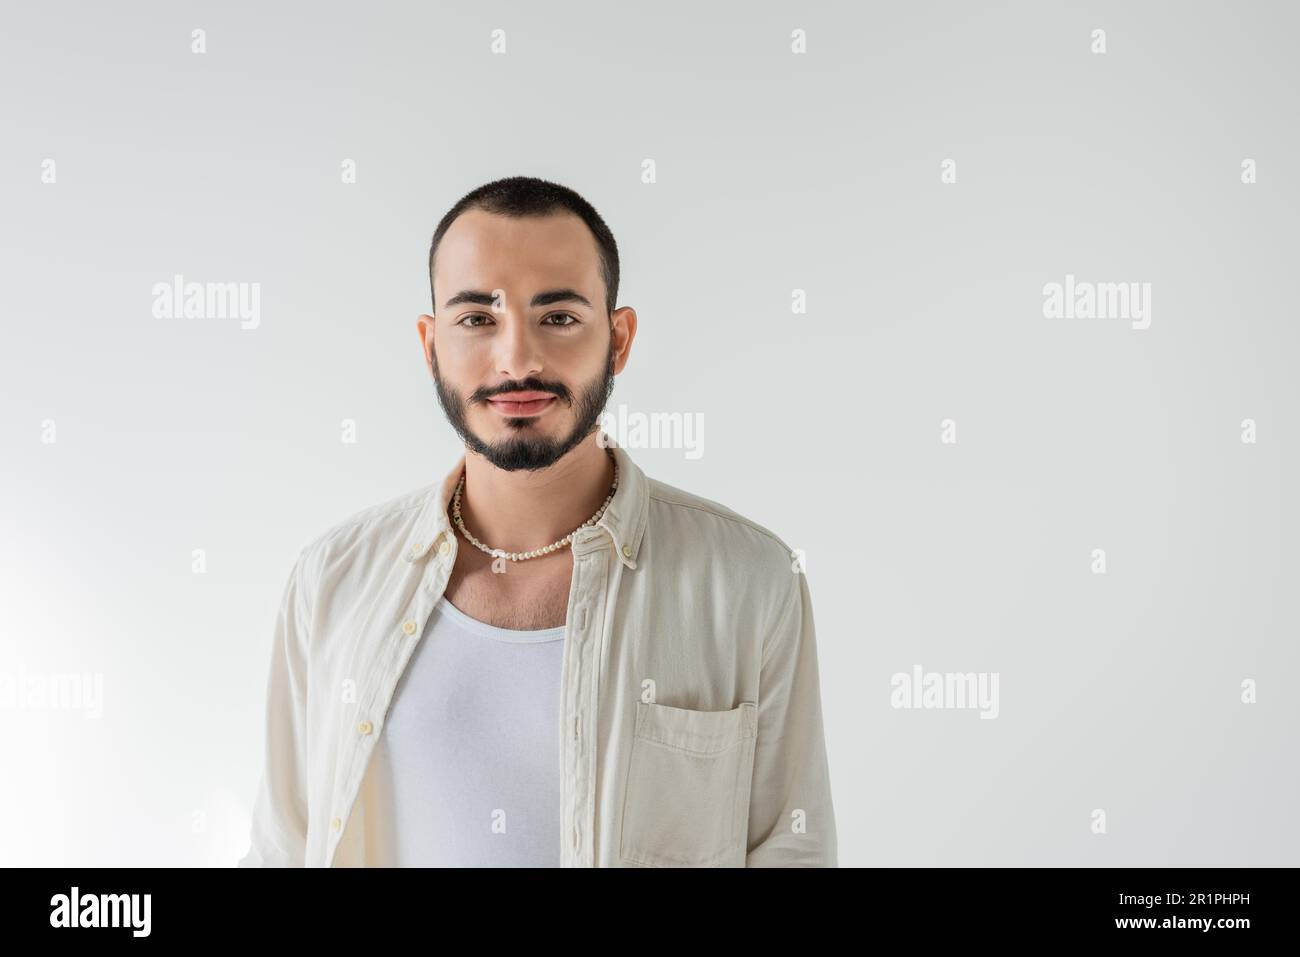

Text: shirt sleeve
xmin=745 ymin=564 xmax=838 ymax=867
xmin=237 ymin=549 xmax=313 ymax=867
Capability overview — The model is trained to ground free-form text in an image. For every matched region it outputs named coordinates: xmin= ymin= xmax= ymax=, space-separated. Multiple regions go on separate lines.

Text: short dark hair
xmin=427 ymin=175 xmax=620 ymax=317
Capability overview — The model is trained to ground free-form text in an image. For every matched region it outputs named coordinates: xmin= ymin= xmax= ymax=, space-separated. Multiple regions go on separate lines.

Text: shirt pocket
xmin=619 ymin=699 xmax=758 ymax=867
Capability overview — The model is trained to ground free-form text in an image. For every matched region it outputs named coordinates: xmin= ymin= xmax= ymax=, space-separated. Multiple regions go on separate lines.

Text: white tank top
xmin=368 ymin=595 xmax=566 ymax=866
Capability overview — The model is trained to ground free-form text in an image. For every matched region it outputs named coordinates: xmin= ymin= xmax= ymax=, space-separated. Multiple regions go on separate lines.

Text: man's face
xmin=419 ymin=209 xmax=632 ymax=472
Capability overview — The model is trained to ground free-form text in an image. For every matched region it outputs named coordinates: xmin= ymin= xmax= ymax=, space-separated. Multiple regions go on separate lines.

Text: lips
xmin=486 ymin=392 xmax=558 ymax=417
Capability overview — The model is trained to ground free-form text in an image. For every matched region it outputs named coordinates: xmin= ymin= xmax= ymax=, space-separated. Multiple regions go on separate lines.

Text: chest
xmin=442 ymin=550 xmax=575 ymax=630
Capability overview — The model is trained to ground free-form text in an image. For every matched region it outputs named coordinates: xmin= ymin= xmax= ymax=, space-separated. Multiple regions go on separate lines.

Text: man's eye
xmin=543 ymin=313 xmax=579 ymax=327
xmin=458 ymin=314 xmax=493 ymax=327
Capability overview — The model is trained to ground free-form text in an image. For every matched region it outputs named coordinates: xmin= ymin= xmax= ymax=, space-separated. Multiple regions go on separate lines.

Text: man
xmin=239 ymin=176 xmax=837 ymax=867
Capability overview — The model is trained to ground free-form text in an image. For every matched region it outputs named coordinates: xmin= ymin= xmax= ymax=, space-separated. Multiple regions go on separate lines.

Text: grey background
xmin=0 ymin=0 xmax=1295 ymax=865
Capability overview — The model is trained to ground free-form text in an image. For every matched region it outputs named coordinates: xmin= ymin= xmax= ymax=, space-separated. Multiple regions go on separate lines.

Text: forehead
xmin=434 ymin=209 xmax=602 ymax=303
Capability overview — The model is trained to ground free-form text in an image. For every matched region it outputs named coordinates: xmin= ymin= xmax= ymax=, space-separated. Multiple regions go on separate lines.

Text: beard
xmin=432 ymin=339 xmax=615 ymax=472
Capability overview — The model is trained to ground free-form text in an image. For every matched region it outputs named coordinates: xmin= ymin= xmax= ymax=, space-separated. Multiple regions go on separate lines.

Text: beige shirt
xmin=238 ymin=442 xmax=838 ymax=867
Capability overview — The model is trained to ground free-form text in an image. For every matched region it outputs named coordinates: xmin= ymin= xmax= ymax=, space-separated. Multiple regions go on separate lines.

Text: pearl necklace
xmin=451 ymin=455 xmax=619 ymax=562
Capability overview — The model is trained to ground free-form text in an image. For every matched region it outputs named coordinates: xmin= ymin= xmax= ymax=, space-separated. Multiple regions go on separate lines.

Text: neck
xmin=455 ymin=434 xmax=616 ymax=555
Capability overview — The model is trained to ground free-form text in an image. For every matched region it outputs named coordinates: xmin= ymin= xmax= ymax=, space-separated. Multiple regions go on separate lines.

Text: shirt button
xmin=401 ymin=619 xmax=417 ymax=635
xmin=438 ymin=539 xmax=451 ymax=556
xmin=358 ymin=720 xmax=373 ymax=735
xmin=622 ymin=545 xmax=632 ymax=558
xmin=331 ymin=817 xmax=342 ymax=831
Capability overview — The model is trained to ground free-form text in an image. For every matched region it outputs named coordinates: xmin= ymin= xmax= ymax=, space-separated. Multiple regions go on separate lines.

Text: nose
xmin=492 ymin=311 xmax=543 ymax=381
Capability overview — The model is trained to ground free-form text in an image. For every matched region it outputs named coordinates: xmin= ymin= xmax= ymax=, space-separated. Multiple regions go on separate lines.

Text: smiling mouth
xmin=485 ymin=393 xmax=558 ymax=417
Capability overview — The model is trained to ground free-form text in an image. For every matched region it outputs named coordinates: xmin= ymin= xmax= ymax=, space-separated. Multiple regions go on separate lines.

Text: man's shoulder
xmin=646 ymin=476 xmax=798 ymax=574
xmin=296 ymin=483 xmax=434 ymax=568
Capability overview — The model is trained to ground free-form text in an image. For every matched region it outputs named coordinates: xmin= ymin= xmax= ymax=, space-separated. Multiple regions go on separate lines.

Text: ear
xmin=416 ymin=314 xmax=436 ymax=376
xmin=610 ymin=306 xmax=637 ymax=375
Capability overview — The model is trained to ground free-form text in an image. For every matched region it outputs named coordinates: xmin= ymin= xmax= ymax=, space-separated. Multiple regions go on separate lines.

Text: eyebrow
xmin=442 ymin=288 xmax=593 ymax=310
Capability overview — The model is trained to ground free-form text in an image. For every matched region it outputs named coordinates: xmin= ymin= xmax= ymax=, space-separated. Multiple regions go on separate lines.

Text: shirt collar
xmin=403 ymin=437 xmax=648 ymax=570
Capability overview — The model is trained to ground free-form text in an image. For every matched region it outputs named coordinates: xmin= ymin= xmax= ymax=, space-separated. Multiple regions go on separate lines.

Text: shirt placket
xmin=562 ymin=528 xmax=612 ymax=867
xmin=327 ymin=528 xmax=457 ymax=866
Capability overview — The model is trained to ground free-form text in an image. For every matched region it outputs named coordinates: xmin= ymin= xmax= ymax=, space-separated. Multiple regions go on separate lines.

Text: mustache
xmin=471 ymin=377 xmax=571 ymax=404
